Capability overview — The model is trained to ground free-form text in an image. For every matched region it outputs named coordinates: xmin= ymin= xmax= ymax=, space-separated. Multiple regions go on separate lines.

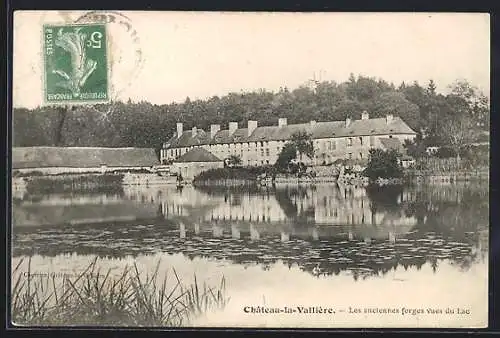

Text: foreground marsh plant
xmin=52 ymin=27 xmax=98 ymax=97
xmin=11 ymin=257 xmax=229 ymax=327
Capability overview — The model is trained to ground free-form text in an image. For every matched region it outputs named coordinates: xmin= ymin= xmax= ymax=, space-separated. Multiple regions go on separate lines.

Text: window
xmin=359 ymin=152 xmax=363 ymax=159
xmin=348 ymin=152 xmax=352 ymax=160
xmin=389 ymin=135 xmax=393 ymax=138
xmin=265 ymin=148 xmax=270 ymax=156
xmin=359 ymin=137 xmax=363 ymax=145
xmin=347 ymin=138 xmax=353 ymax=147
xmin=261 ymin=149 xmax=264 ymax=157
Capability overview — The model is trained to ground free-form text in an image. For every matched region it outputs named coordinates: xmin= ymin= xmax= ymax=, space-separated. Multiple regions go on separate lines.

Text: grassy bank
xmin=11 ymin=257 xmax=229 ymax=327
xmin=24 ymin=174 xmax=124 ymax=195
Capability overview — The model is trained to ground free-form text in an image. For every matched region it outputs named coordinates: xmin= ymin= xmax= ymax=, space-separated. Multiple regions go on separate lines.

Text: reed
xmin=11 ymin=257 xmax=228 ymax=327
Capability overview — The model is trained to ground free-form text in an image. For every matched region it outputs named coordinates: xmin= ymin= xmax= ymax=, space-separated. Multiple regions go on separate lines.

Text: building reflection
xmin=144 ymin=184 xmax=420 ymax=243
xmin=12 ymin=182 xmax=488 ymax=280
xmin=215 ymin=185 xmax=414 ymax=227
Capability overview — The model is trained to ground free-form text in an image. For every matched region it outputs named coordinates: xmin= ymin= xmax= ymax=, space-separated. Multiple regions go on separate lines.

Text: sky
xmin=13 ymin=11 xmax=490 ymax=109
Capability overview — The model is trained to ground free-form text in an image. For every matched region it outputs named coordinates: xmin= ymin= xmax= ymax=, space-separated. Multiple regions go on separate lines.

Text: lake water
xmin=11 ymin=182 xmax=489 ymax=328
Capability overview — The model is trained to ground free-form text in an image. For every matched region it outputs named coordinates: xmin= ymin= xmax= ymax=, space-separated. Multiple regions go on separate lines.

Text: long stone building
xmin=160 ymin=111 xmax=417 ymax=166
xmin=13 ymin=146 xmax=159 ymax=175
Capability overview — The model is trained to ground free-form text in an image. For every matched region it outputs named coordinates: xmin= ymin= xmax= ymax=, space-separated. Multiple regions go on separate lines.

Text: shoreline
xmin=12 ymin=169 xmax=489 ymax=194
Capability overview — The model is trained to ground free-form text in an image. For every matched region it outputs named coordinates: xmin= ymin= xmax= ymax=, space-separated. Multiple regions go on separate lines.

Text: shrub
xmin=362 ymin=149 xmax=403 ymax=180
xmin=435 ymin=147 xmax=456 ymax=159
xmin=193 ymin=167 xmax=268 ymax=183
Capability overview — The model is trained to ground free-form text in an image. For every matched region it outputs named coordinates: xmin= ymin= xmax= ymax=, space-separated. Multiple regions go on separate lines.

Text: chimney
xmin=310 ymin=120 xmax=317 ymax=128
xmin=229 ymin=122 xmax=238 ymax=135
xmin=278 ymin=118 xmax=287 ymax=128
xmin=210 ymin=124 xmax=220 ymax=139
xmin=191 ymin=126 xmax=197 ymax=137
xmin=345 ymin=117 xmax=352 ymax=128
xmin=361 ymin=111 xmax=369 ymax=120
xmin=386 ymin=114 xmax=394 ymax=124
xmin=248 ymin=120 xmax=258 ymax=136
xmin=176 ymin=123 xmax=183 ymax=139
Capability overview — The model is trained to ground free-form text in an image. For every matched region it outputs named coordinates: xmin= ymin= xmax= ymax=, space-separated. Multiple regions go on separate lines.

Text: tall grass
xmin=11 ymin=257 xmax=229 ymax=327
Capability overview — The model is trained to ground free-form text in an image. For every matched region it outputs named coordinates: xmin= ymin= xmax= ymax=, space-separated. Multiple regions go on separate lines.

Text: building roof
xmin=12 ymin=147 xmax=159 ymax=169
xmin=165 ymin=115 xmax=417 ymax=149
xmin=247 ymin=123 xmax=312 ymax=142
xmin=313 ymin=117 xmax=415 ymax=139
xmin=165 ymin=129 xmax=211 ymax=148
xmin=174 ymin=147 xmax=222 ymax=163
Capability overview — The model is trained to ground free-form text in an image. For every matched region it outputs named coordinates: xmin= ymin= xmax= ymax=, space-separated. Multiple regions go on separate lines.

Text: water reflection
xmin=12 ymin=183 xmax=488 ymax=280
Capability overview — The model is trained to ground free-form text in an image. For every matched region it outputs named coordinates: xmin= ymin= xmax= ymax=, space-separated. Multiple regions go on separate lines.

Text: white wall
xmin=13 ymin=166 xmax=154 ymax=175
xmin=161 ymin=132 xmax=417 ymax=166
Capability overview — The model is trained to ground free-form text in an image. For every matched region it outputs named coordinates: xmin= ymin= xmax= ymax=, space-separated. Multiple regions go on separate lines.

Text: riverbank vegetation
xmin=363 ymin=149 xmax=403 ymax=182
xmin=11 ymin=257 xmax=229 ymax=327
xmin=24 ymin=174 xmax=124 ymax=194
xmin=192 ymin=166 xmax=269 ymax=186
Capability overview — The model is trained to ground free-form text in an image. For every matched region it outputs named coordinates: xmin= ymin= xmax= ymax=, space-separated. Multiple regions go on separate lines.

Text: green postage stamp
xmin=43 ymin=23 xmax=109 ymax=104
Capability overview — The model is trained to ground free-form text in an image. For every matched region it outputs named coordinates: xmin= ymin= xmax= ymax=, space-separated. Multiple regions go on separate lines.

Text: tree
xmin=427 ymin=79 xmax=437 ymax=95
xmin=290 ymin=131 xmax=314 ymax=162
xmin=448 ymin=79 xmax=489 ymax=129
xmin=375 ymin=91 xmax=421 ymax=132
xmin=226 ymin=154 xmax=242 ymax=167
xmin=275 ymin=142 xmax=297 ymax=172
xmin=403 ymin=134 xmax=427 ymax=159
xmin=363 ymin=149 xmax=403 ymax=180
xmin=54 ymin=106 xmax=69 ymax=146
xmin=443 ymin=116 xmax=475 ymax=164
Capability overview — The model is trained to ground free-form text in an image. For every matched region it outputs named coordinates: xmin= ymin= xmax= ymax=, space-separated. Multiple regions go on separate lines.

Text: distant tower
xmin=306 ymin=70 xmax=325 ymax=93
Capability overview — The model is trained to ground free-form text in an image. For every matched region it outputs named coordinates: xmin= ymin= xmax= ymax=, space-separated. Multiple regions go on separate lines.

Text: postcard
xmin=11 ymin=11 xmax=490 ymax=328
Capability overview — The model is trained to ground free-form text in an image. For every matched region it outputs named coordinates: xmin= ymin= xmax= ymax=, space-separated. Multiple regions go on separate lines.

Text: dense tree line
xmin=13 ymin=75 xmax=489 ymax=158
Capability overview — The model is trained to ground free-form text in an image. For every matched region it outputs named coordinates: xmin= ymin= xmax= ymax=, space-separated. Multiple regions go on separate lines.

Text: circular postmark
xmin=73 ymin=11 xmax=145 ymax=101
